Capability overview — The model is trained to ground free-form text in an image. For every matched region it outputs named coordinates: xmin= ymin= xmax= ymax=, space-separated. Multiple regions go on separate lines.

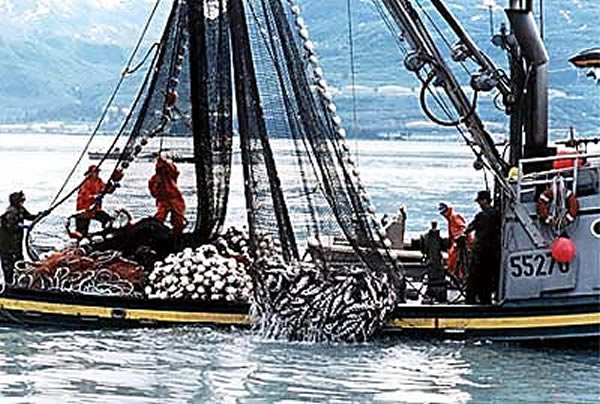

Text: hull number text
xmin=509 ymin=252 xmax=570 ymax=278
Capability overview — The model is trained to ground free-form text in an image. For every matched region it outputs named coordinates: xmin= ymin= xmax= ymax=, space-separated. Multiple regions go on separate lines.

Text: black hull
xmin=0 ymin=288 xmax=250 ymax=329
xmin=0 ymin=288 xmax=598 ymax=342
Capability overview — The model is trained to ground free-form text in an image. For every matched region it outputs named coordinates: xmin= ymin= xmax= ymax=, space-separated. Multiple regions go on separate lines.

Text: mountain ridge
xmin=0 ymin=0 xmax=598 ymax=137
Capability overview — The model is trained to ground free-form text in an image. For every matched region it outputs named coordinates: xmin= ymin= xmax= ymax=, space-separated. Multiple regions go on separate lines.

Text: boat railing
xmin=516 ymin=152 xmax=600 ymax=202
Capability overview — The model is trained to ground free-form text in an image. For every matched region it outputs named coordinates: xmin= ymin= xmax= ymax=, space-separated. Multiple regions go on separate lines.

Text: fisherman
xmin=438 ymin=202 xmax=469 ymax=280
xmin=382 ymin=205 xmax=407 ymax=249
xmin=464 ymin=190 xmax=501 ymax=304
xmin=0 ymin=192 xmax=44 ymax=283
xmin=75 ymin=165 xmax=119 ymax=236
xmin=149 ymin=156 xmax=186 ymax=233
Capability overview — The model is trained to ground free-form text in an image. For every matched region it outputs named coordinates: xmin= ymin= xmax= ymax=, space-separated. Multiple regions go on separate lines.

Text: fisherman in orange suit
xmin=438 ymin=202 xmax=470 ymax=280
xmin=75 ymin=165 xmax=118 ymax=236
xmin=149 ymin=156 xmax=186 ymax=233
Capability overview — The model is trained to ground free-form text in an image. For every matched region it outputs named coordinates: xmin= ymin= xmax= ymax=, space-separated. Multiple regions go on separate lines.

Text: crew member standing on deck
xmin=75 ymin=165 xmax=118 ymax=236
xmin=464 ymin=190 xmax=501 ymax=304
xmin=0 ymin=192 xmax=43 ymax=283
xmin=149 ymin=156 xmax=186 ymax=233
xmin=438 ymin=202 xmax=470 ymax=280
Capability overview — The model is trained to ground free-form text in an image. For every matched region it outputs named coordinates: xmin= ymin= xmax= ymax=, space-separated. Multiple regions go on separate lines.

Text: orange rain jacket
xmin=441 ymin=204 xmax=470 ymax=279
xmin=149 ymin=157 xmax=186 ymax=233
xmin=77 ymin=176 xmax=107 ymax=217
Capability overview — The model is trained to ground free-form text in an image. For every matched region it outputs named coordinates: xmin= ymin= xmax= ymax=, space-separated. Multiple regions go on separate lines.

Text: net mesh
xmin=111 ymin=0 xmax=233 ymax=242
xmin=230 ymin=0 xmax=401 ymax=274
xmin=94 ymin=0 xmax=404 ymax=341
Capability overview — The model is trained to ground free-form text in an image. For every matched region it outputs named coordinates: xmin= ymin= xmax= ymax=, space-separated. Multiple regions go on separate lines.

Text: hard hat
xmin=475 ymin=190 xmax=491 ymax=202
xmin=84 ymin=164 xmax=100 ymax=176
xmin=438 ymin=202 xmax=449 ymax=214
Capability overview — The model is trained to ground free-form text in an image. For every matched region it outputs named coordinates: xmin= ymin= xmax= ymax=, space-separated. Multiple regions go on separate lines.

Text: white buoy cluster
xmin=144 ymin=227 xmax=254 ymax=302
xmin=287 ymin=0 xmax=393 ymax=251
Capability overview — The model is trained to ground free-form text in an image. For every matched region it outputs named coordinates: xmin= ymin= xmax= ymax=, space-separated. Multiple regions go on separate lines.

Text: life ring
xmin=537 ymin=188 xmax=579 ymax=224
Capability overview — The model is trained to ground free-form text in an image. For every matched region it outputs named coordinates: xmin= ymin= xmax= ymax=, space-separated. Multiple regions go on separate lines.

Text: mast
xmin=505 ymin=0 xmax=549 ymax=158
xmin=379 ymin=0 xmax=550 ymax=246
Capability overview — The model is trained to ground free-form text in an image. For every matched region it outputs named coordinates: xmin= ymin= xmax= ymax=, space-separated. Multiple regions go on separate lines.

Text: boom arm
xmin=380 ymin=0 xmax=511 ymax=189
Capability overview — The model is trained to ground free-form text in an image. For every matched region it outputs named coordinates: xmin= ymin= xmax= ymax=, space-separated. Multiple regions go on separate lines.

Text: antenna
xmin=346 ymin=0 xmax=359 ymax=164
xmin=539 ymin=0 xmax=544 ymax=40
xmin=488 ymin=4 xmax=494 ymax=37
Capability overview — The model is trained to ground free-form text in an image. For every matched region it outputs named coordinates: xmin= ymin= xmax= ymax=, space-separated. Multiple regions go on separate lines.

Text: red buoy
xmin=552 ymin=237 xmax=576 ymax=264
xmin=166 ymin=90 xmax=178 ymax=107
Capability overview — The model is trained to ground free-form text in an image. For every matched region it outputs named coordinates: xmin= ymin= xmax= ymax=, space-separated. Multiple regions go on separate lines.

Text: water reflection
xmin=0 ymin=328 xmax=481 ymax=403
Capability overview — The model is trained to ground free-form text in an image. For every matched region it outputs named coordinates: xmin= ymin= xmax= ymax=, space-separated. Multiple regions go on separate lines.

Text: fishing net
xmin=26 ymin=0 xmax=405 ymax=341
xmin=226 ymin=0 xmax=405 ymax=341
xmin=14 ymin=249 xmax=144 ymax=297
xmin=105 ymin=0 xmax=233 ymax=242
xmin=187 ymin=0 xmax=234 ymax=241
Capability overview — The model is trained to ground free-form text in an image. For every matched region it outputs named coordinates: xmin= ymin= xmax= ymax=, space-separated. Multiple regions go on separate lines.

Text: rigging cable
xmin=539 ymin=0 xmax=544 ymax=40
xmin=26 ymin=44 xmax=162 ymax=259
xmin=346 ymin=0 xmax=360 ymax=163
xmin=414 ymin=0 xmax=472 ymax=76
xmin=49 ymin=0 xmax=164 ymax=207
xmin=370 ymin=0 xmax=409 ymax=56
xmin=26 ymin=0 xmax=166 ymax=260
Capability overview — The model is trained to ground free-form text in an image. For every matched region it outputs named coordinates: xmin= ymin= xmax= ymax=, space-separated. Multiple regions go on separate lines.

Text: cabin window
xmin=592 ymin=219 xmax=600 ymax=239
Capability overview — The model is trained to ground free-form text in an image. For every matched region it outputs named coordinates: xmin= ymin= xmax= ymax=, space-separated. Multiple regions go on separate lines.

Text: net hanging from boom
xmin=226 ymin=0 xmax=404 ymax=341
xmin=100 ymin=0 xmax=234 ymax=242
xmin=37 ymin=0 xmax=404 ymax=342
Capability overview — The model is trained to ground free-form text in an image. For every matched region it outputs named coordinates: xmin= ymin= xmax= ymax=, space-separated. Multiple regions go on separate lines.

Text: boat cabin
xmin=500 ymin=151 xmax=600 ymax=303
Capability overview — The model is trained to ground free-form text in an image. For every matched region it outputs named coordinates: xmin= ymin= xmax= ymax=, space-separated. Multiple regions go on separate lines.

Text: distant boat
xmin=88 ymin=147 xmax=125 ymax=160
xmin=377 ymin=132 xmax=410 ymax=140
xmin=88 ymin=147 xmax=193 ymax=163
xmin=569 ymin=48 xmax=600 ymax=69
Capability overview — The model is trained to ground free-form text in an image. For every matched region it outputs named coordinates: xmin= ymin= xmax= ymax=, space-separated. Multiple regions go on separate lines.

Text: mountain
xmin=0 ymin=0 xmax=598 ymax=137
xmin=0 ymin=0 xmax=169 ymax=123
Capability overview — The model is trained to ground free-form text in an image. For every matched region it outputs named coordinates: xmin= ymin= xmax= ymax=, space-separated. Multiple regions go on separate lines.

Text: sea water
xmin=0 ymin=134 xmax=598 ymax=403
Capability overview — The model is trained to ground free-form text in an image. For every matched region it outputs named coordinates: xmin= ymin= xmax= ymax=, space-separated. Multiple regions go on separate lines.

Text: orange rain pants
xmin=442 ymin=205 xmax=470 ymax=279
xmin=149 ymin=157 xmax=186 ymax=233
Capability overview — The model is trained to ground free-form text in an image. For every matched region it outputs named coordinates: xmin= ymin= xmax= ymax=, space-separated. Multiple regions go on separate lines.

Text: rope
xmin=49 ymin=0 xmax=163 ymax=207
xmin=127 ymin=42 xmax=161 ymax=75
xmin=419 ymin=70 xmax=478 ymax=127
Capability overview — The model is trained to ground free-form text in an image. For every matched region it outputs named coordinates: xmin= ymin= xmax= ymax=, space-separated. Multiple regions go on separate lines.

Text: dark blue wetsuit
xmin=466 ymin=206 xmax=501 ymax=304
xmin=0 ymin=205 xmax=36 ymax=284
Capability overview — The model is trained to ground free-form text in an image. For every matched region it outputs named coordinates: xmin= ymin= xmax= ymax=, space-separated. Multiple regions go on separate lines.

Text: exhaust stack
xmin=506 ymin=1 xmax=549 ymax=153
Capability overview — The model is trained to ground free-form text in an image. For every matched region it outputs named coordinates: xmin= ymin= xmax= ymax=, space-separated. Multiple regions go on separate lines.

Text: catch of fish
xmin=249 ymin=240 xmax=402 ymax=343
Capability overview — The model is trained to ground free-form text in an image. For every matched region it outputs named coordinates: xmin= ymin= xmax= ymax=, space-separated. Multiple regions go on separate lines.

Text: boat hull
xmin=0 ymin=289 xmax=597 ymax=342
xmin=0 ymin=288 xmax=250 ymax=329
xmin=385 ymin=299 xmax=600 ymax=342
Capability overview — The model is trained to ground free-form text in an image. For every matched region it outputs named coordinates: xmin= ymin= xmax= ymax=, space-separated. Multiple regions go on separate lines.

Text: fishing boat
xmin=569 ymin=48 xmax=600 ymax=69
xmin=88 ymin=147 xmax=193 ymax=163
xmin=322 ymin=0 xmax=600 ymax=341
xmin=0 ymin=0 xmax=598 ymax=343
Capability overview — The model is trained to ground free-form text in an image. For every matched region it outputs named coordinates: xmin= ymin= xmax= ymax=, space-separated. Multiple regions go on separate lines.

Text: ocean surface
xmin=0 ymin=134 xmax=598 ymax=403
